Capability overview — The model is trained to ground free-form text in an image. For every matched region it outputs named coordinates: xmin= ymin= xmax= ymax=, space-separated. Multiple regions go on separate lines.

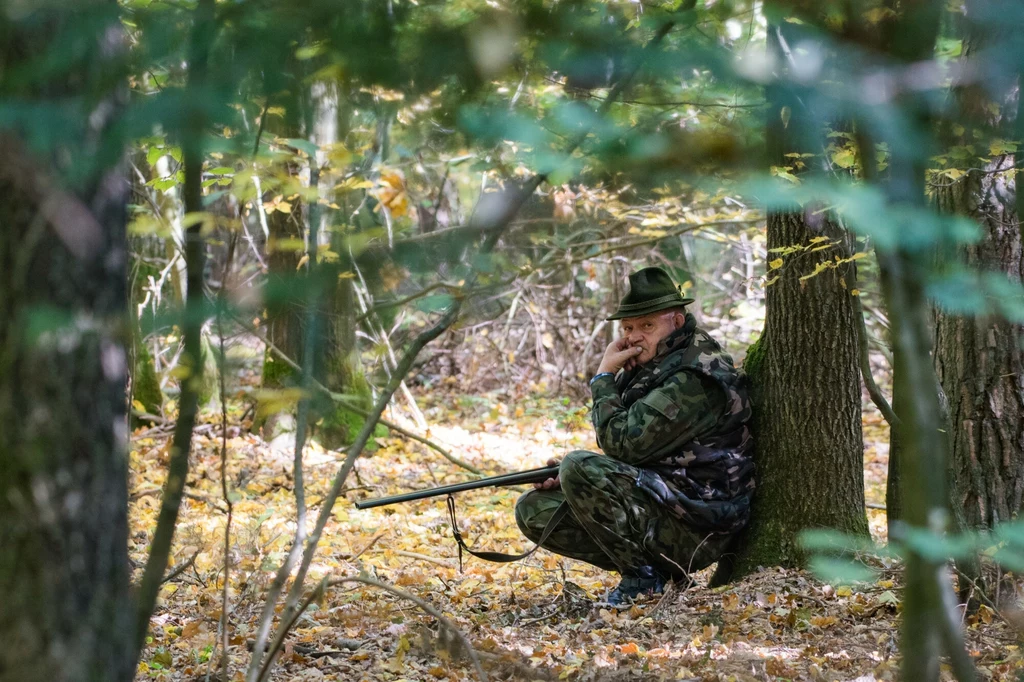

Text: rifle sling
xmin=446 ymin=494 xmax=568 ymax=571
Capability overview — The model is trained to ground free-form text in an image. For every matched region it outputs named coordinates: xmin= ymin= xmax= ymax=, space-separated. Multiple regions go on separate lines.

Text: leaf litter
xmin=130 ymin=385 xmax=1022 ymax=681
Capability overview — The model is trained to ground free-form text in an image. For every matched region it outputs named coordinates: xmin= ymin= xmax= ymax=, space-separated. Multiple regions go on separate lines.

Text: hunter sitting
xmin=515 ymin=266 xmax=755 ymax=605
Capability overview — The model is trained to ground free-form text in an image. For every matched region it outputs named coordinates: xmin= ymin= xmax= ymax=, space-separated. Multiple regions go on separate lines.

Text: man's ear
xmin=673 ymin=311 xmax=686 ymax=329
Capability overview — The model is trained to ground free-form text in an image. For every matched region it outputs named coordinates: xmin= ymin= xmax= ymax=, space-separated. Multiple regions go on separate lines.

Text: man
xmin=514 ymin=266 xmax=754 ymax=605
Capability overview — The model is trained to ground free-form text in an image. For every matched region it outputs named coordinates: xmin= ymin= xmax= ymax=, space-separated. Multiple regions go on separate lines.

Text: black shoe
xmin=604 ymin=565 xmax=667 ymax=607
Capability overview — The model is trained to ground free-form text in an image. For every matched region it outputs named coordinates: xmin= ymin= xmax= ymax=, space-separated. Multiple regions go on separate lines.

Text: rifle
xmin=352 ymin=464 xmax=567 ymax=569
xmin=353 ymin=464 xmax=560 ymax=509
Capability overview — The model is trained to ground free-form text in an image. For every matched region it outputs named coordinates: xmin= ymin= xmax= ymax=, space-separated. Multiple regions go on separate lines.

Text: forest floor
xmin=130 ymin=367 xmax=1022 ymax=682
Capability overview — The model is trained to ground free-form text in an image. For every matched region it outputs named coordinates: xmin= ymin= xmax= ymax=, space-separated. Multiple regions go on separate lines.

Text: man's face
xmin=620 ymin=309 xmax=686 ymax=365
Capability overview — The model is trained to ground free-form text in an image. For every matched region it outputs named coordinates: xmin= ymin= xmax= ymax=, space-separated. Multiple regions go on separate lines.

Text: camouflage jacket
xmin=590 ymin=314 xmax=755 ymax=533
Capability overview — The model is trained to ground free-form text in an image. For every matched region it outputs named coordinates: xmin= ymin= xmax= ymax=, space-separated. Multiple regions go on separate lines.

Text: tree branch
xmin=853 ymin=290 xmax=899 ymax=427
xmin=134 ymin=0 xmax=215 ymax=657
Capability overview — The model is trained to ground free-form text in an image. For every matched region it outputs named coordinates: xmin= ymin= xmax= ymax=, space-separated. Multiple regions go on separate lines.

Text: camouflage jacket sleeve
xmin=589 ymin=371 xmax=727 ymax=466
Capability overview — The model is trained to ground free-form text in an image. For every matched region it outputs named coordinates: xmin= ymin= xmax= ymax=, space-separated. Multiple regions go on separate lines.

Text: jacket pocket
xmin=642 ymin=391 xmax=680 ymax=420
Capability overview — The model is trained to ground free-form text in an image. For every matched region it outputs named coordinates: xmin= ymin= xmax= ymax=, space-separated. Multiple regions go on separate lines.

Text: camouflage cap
xmin=607 ymin=267 xmax=694 ymax=321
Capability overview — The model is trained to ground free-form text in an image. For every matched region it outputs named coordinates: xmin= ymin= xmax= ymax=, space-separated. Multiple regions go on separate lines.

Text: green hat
xmin=607 ymin=267 xmax=693 ymax=321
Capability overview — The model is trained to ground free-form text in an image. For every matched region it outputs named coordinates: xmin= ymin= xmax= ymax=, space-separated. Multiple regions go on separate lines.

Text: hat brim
xmin=606 ymin=297 xmax=694 ymax=321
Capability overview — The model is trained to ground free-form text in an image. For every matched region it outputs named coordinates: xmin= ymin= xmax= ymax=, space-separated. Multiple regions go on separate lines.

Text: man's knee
xmin=514 ymin=490 xmax=552 ymax=540
xmin=559 ymin=449 xmax=616 ymax=495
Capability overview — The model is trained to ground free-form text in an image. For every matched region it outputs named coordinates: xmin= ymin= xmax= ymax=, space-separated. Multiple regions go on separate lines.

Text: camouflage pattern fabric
xmin=590 ymin=312 xmax=754 ymax=533
xmin=515 ymin=451 xmax=733 ymax=576
xmin=513 ymin=312 xmax=753 ymax=574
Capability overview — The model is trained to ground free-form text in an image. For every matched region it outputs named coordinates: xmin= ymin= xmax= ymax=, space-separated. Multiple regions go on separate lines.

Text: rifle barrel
xmin=353 ymin=465 xmax=560 ymax=510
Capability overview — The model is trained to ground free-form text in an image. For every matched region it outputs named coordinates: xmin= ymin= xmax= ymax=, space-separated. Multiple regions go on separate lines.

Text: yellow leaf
xmin=295 ymin=254 xmax=309 ymax=271
xmin=769 ymin=258 xmax=784 ymax=270
xmin=836 ymin=585 xmax=853 ymax=597
xmin=764 ymin=276 xmax=780 ymax=287
xmin=770 ymin=166 xmax=801 ymax=184
xmin=799 ymin=261 xmax=832 ymax=281
xmin=811 ymin=615 xmax=838 ymax=628
xmin=132 ymin=400 xmax=146 ymax=412
xmin=831 ymin=148 xmax=856 ymax=169
xmin=275 ymin=201 xmax=293 ymax=213
xmin=863 ymin=7 xmax=895 ymax=23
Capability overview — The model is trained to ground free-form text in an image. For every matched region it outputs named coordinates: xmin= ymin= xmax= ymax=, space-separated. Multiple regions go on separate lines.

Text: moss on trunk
xmin=131 ymin=338 xmax=163 ymax=425
xmin=196 ymin=331 xmax=221 ymax=408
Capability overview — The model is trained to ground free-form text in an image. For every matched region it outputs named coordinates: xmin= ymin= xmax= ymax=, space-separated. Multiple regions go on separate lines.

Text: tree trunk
xmin=0 ymin=8 xmax=132 ymax=677
xmin=933 ymin=66 xmax=1024 ymax=538
xmin=309 ymin=81 xmax=375 ymax=448
xmin=886 ymin=356 xmax=906 ymax=533
xmin=258 ymin=113 xmax=306 ymax=441
xmin=729 ymin=22 xmax=869 ymax=577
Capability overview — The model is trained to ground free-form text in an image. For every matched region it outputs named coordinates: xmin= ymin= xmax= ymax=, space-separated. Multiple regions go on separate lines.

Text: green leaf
xmin=800 ymin=528 xmax=877 ymax=554
xmin=150 ymin=177 xmax=177 ymax=192
xmin=744 ymin=176 xmax=981 ymax=252
xmin=807 ymin=556 xmax=876 ymax=584
xmin=897 ymin=526 xmax=977 ymax=562
xmin=876 ymin=590 xmax=900 ymax=606
xmin=415 ymin=294 xmax=455 ymax=314
xmin=146 ymin=145 xmax=165 ymax=167
xmin=991 ymin=547 xmax=1024 ymax=572
xmin=995 ymin=519 xmax=1024 ymax=547
xmin=990 ymin=140 xmax=1018 ymax=156
xmin=281 ymin=137 xmax=319 ymax=158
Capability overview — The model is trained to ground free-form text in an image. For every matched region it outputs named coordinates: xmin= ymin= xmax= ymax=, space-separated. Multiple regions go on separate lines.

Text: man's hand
xmin=534 ymin=458 xmax=561 ymax=491
xmin=597 ymin=337 xmax=643 ymax=375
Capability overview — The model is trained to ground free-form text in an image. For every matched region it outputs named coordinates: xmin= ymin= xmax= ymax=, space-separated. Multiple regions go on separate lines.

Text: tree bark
xmin=0 ymin=7 xmax=132 ymax=677
xmin=933 ymin=50 xmax=1024 ymax=537
xmin=258 ymin=111 xmax=306 ymax=440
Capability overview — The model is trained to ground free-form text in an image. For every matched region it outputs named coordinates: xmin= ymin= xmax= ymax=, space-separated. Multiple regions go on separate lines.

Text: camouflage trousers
xmin=514 ymin=450 xmax=734 ymax=576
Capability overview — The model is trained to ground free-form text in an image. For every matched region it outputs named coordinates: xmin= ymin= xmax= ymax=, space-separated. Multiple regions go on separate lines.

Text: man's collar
xmin=652 ymin=312 xmax=697 ymax=361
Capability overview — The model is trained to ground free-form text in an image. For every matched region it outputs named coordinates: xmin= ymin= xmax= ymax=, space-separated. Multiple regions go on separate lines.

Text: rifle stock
xmin=353 ymin=465 xmax=559 ymax=510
